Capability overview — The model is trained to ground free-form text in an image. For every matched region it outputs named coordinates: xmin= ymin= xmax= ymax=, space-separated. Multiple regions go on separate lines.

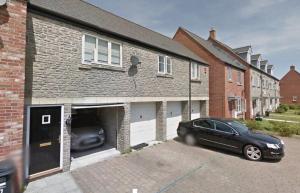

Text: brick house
xmin=24 ymin=0 xmax=209 ymax=178
xmin=229 ymin=46 xmax=280 ymax=116
xmin=0 ymin=0 xmax=27 ymax=187
xmin=280 ymin=65 xmax=300 ymax=104
xmin=174 ymin=28 xmax=247 ymax=119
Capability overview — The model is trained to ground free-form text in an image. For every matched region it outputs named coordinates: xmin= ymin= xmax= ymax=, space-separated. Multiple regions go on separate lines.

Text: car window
xmin=214 ymin=121 xmax=234 ymax=133
xmin=193 ymin=120 xmax=214 ymax=129
xmin=227 ymin=121 xmax=248 ymax=133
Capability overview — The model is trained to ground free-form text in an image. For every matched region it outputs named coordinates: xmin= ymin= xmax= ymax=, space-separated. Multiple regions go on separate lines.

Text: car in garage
xmin=177 ymin=118 xmax=285 ymax=161
xmin=71 ymin=110 xmax=105 ymax=151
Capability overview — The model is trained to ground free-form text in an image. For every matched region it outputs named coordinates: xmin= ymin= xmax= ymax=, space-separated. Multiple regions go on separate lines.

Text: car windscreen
xmin=227 ymin=121 xmax=249 ymax=133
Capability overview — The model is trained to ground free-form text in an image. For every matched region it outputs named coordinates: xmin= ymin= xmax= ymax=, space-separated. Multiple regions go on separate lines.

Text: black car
xmin=71 ymin=111 xmax=105 ymax=151
xmin=177 ymin=118 xmax=284 ymax=161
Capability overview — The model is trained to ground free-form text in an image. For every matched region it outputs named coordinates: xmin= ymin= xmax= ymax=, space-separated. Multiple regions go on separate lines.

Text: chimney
xmin=209 ymin=27 xmax=216 ymax=40
xmin=290 ymin=65 xmax=296 ymax=70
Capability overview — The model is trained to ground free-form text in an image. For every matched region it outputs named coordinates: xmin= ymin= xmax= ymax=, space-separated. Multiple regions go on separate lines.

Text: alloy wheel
xmin=245 ymin=145 xmax=262 ymax=161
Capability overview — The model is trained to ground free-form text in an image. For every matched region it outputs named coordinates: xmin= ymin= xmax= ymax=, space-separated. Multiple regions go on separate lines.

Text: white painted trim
xmin=82 ymin=34 xmax=122 ymax=67
xmin=25 ymin=105 xmax=64 ymax=177
xmin=72 ymin=104 xmax=125 ymax=109
xmin=29 ymin=96 xmax=210 ymax=105
xmin=157 ymin=55 xmax=172 ymax=75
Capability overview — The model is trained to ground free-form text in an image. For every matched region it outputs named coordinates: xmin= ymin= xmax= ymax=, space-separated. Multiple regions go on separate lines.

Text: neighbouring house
xmin=280 ymin=65 xmax=300 ymax=105
xmin=0 ymin=0 xmax=27 ymax=187
xmin=232 ymin=47 xmax=280 ymax=116
xmin=24 ymin=0 xmax=209 ymax=178
xmin=188 ymin=30 xmax=280 ymax=118
xmin=174 ymin=28 xmax=247 ymax=119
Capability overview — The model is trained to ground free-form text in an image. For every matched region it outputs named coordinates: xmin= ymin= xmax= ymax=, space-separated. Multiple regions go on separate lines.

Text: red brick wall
xmin=0 ymin=0 xmax=27 ymax=185
xmin=280 ymin=68 xmax=300 ymax=104
xmin=174 ymin=29 xmax=246 ymax=118
xmin=210 ymin=39 xmax=252 ymax=119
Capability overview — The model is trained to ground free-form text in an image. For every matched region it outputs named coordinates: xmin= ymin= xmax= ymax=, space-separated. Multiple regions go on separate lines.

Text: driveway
xmin=25 ymin=137 xmax=300 ymax=193
xmin=71 ymin=137 xmax=300 ymax=193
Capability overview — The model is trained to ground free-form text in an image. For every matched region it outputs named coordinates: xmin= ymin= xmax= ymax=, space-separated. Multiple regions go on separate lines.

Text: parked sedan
xmin=177 ymin=118 xmax=284 ymax=161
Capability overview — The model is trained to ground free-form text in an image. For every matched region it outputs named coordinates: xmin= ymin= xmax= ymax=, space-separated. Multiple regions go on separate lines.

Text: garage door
xmin=167 ymin=102 xmax=182 ymax=140
xmin=191 ymin=101 xmax=200 ymax=120
xmin=130 ymin=103 xmax=156 ymax=146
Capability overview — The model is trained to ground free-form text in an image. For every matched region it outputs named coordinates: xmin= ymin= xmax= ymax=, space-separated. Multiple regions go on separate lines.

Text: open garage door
xmin=191 ymin=101 xmax=200 ymax=120
xmin=130 ymin=103 xmax=156 ymax=146
xmin=167 ymin=102 xmax=182 ymax=140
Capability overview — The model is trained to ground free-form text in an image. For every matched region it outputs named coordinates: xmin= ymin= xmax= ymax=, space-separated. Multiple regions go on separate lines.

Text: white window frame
xmin=227 ymin=66 xmax=232 ymax=81
xmin=82 ymin=34 xmax=122 ymax=67
xmin=158 ymin=55 xmax=172 ymax=75
xmin=236 ymin=97 xmax=242 ymax=113
xmin=191 ymin=62 xmax=201 ymax=80
xmin=292 ymin=96 xmax=298 ymax=102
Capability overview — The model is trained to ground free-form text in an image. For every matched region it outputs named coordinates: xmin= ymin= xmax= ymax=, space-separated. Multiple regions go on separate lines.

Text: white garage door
xmin=130 ymin=103 xmax=156 ymax=146
xmin=167 ymin=102 xmax=182 ymax=140
xmin=191 ymin=101 xmax=200 ymax=120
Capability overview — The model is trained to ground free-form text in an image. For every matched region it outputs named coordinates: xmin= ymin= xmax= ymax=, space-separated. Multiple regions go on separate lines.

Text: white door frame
xmin=25 ymin=105 xmax=64 ymax=178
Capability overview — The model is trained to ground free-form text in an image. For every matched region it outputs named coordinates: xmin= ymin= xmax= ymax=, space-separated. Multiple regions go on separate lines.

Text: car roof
xmin=192 ymin=117 xmax=236 ymax=123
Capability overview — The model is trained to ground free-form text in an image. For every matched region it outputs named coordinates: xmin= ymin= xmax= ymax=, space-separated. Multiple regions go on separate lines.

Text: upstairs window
xmin=84 ymin=35 xmax=96 ymax=63
xmin=191 ymin=62 xmax=201 ymax=80
xmin=158 ymin=55 xmax=172 ymax=75
xmin=237 ymin=71 xmax=242 ymax=85
xmin=227 ymin=66 xmax=232 ymax=81
xmin=83 ymin=35 xmax=122 ymax=66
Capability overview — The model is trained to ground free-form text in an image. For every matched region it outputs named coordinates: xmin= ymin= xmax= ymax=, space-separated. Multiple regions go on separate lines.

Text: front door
xmin=29 ymin=107 xmax=61 ymax=175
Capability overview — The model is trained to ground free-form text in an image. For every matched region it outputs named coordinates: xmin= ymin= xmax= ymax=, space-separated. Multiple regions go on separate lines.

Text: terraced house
xmin=174 ymin=28 xmax=247 ymax=119
xmin=233 ymin=47 xmax=280 ymax=117
xmin=24 ymin=0 xmax=209 ymax=178
xmin=174 ymin=28 xmax=280 ymax=120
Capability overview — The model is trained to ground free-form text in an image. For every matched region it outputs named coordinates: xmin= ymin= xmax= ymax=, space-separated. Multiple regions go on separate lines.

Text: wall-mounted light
xmin=0 ymin=0 xmax=7 ymax=7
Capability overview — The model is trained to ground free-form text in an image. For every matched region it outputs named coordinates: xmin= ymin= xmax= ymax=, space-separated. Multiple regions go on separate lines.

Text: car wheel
xmin=244 ymin=145 xmax=262 ymax=161
xmin=185 ymin=134 xmax=196 ymax=146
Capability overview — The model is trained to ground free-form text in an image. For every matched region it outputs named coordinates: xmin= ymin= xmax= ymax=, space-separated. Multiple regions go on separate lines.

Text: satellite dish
xmin=130 ymin=55 xmax=141 ymax=66
xmin=0 ymin=0 xmax=7 ymax=6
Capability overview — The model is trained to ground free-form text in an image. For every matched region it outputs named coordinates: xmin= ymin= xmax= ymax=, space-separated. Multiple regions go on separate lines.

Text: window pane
xmin=191 ymin=63 xmax=197 ymax=79
xmin=111 ymin=43 xmax=120 ymax=65
xmin=215 ymin=121 xmax=233 ymax=133
xmin=227 ymin=67 xmax=232 ymax=80
xmin=159 ymin=56 xmax=165 ymax=73
xmin=166 ymin=57 xmax=171 ymax=74
xmin=98 ymin=39 xmax=108 ymax=63
xmin=84 ymin=35 xmax=96 ymax=62
xmin=194 ymin=120 xmax=214 ymax=129
xmin=197 ymin=65 xmax=201 ymax=79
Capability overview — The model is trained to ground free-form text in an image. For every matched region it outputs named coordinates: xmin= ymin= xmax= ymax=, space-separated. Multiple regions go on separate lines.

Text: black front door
xmin=29 ymin=107 xmax=61 ymax=175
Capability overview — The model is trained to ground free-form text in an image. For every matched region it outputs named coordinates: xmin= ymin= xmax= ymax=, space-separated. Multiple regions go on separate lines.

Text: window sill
xmin=228 ymin=80 xmax=233 ymax=83
xmin=237 ymin=83 xmax=243 ymax=86
xmin=91 ymin=63 xmax=125 ymax=72
xmin=157 ymin=73 xmax=173 ymax=79
xmin=191 ymin=79 xmax=202 ymax=83
xmin=79 ymin=63 xmax=125 ymax=72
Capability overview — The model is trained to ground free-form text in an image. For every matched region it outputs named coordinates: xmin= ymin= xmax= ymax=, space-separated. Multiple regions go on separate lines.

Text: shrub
xmin=279 ymin=104 xmax=289 ymax=111
xmin=275 ymin=107 xmax=286 ymax=113
xmin=294 ymin=111 xmax=300 ymax=115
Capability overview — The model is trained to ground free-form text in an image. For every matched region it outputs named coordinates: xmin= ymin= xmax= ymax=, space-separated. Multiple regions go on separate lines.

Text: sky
xmin=87 ymin=0 xmax=300 ymax=79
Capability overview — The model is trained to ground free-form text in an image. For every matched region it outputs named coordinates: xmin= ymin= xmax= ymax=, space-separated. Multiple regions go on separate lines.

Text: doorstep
xmin=70 ymin=148 xmax=121 ymax=170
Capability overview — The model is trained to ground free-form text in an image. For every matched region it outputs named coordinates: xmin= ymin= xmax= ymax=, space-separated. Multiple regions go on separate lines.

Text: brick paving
xmin=25 ymin=137 xmax=300 ymax=193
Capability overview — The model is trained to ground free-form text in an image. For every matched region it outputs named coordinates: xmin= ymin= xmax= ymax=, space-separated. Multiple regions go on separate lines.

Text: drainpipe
xmin=189 ymin=60 xmax=192 ymax=120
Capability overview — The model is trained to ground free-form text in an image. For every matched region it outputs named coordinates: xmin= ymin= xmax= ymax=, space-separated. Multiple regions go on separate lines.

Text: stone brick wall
xmin=0 ymin=0 xmax=27 ymax=185
xmin=25 ymin=12 xmax=209 ymax=102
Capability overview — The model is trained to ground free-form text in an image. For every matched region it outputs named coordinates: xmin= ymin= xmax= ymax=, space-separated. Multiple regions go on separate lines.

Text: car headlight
xmin=280 ymin=140 xmax=284 ymax=145
xmin=266 ymin=143 xmax=280 ymax=149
